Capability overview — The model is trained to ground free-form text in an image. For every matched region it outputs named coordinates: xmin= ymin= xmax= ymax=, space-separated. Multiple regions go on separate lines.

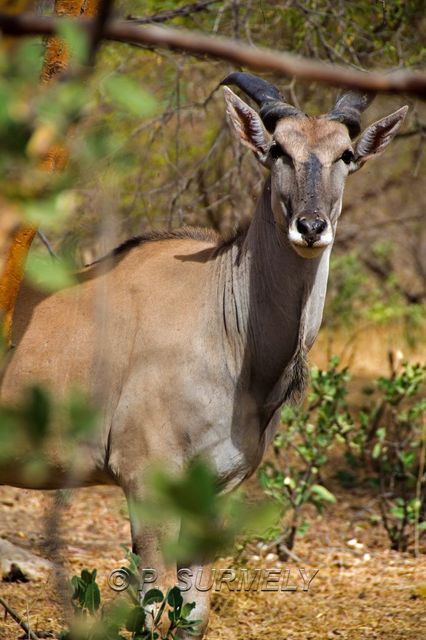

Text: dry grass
xmin=311 ymin=323 xmax=426 ymax=376
xmin=0 ymin=481 xmax=425 ymax=639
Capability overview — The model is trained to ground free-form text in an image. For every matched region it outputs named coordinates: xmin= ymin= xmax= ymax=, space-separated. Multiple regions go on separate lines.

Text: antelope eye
xmin=341 ymin=149 xmax=354 ymax=164
xmin=270 ymin=143 xmax=286 ymax=160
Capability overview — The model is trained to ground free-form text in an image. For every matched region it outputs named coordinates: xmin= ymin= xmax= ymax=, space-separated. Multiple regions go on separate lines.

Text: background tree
xmin=5 ymin=0 xmax=419 ymax=339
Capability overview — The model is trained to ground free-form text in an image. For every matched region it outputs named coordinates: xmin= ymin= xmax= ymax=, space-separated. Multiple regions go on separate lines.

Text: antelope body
xmin=0 ymin=73 xmax=407 ymax=638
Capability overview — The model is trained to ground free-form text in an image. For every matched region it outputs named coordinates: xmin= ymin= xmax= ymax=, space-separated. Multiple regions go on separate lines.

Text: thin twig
xmin=0 ymin=596 xmax=39 ymax=640
xmin=127 ymin=0 xmax=219 ymax=25
xmin=262 ymin=534 xmax=302 ymax=563
xmin=396 ymin=124 xmax=426 ymax=138
xmin=414 ymin=414 xmax=426 ymax=557
xmin=37 ymin=230 xmax=58 ymax=258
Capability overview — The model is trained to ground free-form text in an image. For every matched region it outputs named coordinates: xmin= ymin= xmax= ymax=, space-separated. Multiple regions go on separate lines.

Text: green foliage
xmin=25 ymin=250 xmax=76 ymax=292
xmin=132 ymin=458 xmax=280 ymax=563
xmin=325 ymin=250 xmax=425 ymax=335
xmin=0 ymin=385 xmax=51 ymax=465
xmin=258 ymin=358 xmax=426 ymax=555
xmin=0 ymin=35 xmax=158 ymax=292
xmin=63 ymin=554 xmax=201 ymax=640
xmin=258 ymin=358 xmax=352 ymax=556
xmin=346 ymin=361 xmax=426 ymax=551
xmin=56 ymin=19 xmax=90 ymax=68
xmin=0 ymin=384 xmax=99 ymax=484
xmin=71 ymin=569 xmax=101 ymax=614
xmin=102 ymin=75 xmax=157 ymax=118
xmin=325 ymin=253 xmax=369 ymax=328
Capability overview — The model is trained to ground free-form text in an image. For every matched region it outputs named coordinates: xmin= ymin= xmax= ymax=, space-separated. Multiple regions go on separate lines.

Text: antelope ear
xmin=223 ymin=86 xmax=269 ymax=162
xmin=351 ymin=105 xmax=409 ymax=172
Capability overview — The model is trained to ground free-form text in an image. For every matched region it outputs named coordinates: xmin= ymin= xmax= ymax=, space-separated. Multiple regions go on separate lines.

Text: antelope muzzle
xmin=288 ymin=214 xmax=333 ymax=258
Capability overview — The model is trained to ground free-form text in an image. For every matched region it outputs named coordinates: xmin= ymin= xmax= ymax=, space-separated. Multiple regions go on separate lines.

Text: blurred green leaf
xmin=26 ymin=251 xmax=75 ymax=292
xmin=167 ymin=585 xmax=183 ymax=609
xmin=56 ymin=19 xmax=90 ymax=67
xmin=23 ymin=193 xmax=75 ymax=230
xmin=84 ymin=582 xmax=101 ymax=614
xmin=142 ymin=588 xmax=164 ymax=606
xmin=310 ymin=484 xmax=336 ymax=503
xmin=125 ymin=606 xmax=146 ymax=632
xmin=65 ymin=390 xmax=98 ymax=438
xmin=23 ymin=385 xmax=50 ymax=445
xmin=103 ymin=75 xmax=157 ymax=117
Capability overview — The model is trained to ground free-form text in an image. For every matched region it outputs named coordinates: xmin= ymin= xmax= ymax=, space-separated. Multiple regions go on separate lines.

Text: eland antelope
xmin=0 ymin=72 xmax=407 ymax=638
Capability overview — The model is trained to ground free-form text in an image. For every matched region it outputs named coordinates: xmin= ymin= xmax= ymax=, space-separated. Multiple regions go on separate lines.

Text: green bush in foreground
xmin=62 ymin=553 xmax=200 ymax=640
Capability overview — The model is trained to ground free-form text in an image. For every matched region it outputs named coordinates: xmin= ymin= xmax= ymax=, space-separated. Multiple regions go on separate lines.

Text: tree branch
xmin=87 ymin=0 xmax=114 ymax=65
xmin=0 ymin=12 xmax=425 ymax=97
xmin=0 ymin=596 xmax=39 ymax=640
xmin=396 ymin=124 xmax=426 ymax=138
xmin=127 ymin=0 xmax=220 ymax=25
xmin=361 ymin=255 xmax=425 ymax=304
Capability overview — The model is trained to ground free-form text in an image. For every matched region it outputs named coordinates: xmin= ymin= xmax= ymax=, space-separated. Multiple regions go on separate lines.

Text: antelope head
xmin=222 ymin=72 xmax=408 ymax=258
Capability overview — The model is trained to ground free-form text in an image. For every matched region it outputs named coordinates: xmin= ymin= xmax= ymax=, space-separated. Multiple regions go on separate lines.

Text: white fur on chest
xmin=302 ymin=246 xmax=331 ymax=351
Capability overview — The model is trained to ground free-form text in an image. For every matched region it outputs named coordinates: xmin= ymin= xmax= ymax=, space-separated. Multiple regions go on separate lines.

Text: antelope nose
xmin=296 ymin=216 xmax=327 ymax=239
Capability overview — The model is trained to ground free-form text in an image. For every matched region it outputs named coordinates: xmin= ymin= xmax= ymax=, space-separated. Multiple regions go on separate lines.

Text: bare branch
xmin=361 ymin=255 xmax=425 ymax=305
xmin=37 ymin=229 xmax=59 ymax=258
xmin=0 ymin=597 xmax=39 ymax=640
xmin=396 ymin=124 xmax=426 ymax=138
xmin=87 ymin=0 xmax=114 ymax=65
xmin=0 ymin=13 xmax=425 ymax=96
xmin=127 ymin=0 xmax=219 ymax=25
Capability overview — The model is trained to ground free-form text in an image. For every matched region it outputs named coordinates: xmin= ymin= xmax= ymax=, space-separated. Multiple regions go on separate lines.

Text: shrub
xmin=347 ymin=359 xmax=426 ymax=551
xmin=62 ymin=554 xmax=200 ymax=640
xmin=258 ymin=358 xmax=352 ymax=558
xmin=258 ymin=357 xmax=426 ymax=555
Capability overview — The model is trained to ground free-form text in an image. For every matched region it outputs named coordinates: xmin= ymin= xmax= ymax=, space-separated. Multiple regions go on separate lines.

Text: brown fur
xmin=89 ymin=226 xmax=222 ymax=266
xmin=274 ymin=117 xmax=352 ymax=164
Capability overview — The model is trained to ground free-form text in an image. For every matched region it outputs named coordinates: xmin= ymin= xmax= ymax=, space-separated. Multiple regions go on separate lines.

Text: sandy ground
xmin=0 ymin=477 xmax=425 ymax=640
